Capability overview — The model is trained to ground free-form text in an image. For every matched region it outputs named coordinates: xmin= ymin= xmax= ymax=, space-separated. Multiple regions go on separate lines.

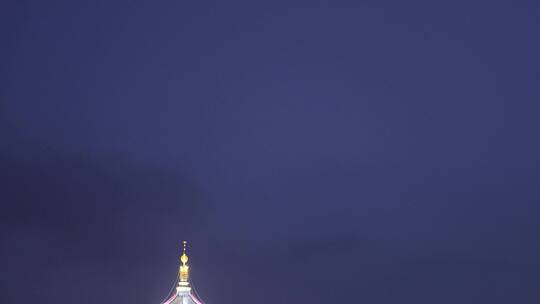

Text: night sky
xmin=2 ymin=0 xmax=540 ymax=303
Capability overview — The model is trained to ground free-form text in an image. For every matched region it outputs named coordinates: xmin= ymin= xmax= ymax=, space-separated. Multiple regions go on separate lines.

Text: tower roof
xmin=161 ymin=241 xmax=204 ymax=304
xmin=163 ymin=292 xmax=203 ymax=304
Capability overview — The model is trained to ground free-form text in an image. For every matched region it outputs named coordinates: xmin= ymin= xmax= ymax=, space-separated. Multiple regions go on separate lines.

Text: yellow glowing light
xmin=179 ymin=241 xmax=190 ymax=283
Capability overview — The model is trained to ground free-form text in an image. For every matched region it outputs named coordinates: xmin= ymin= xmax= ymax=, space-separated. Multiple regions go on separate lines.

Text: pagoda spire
xmin=179 ymin=241 xmax=190 ymax=287
xmin=162 ymin=241 xmax=204 ymax=304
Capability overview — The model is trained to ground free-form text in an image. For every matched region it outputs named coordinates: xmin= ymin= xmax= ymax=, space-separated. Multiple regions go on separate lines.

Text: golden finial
xmin=179 ymin=240 xmax=190 ymax=285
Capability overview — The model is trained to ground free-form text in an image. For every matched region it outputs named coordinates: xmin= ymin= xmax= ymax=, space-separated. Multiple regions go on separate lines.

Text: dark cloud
xmin=1 ymin=143 xmax=540 ymax=303
xmin=1 ymin=147 xmax=210 ymax=304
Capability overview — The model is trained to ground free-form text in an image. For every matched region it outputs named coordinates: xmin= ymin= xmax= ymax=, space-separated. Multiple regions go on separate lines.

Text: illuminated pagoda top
xmin=162 ymin=241 xmax=204 ymax=304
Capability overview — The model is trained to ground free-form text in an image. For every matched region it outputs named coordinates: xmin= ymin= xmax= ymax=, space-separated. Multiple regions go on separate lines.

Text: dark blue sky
xmin=2 ymin=0 xmax=540 ymax=303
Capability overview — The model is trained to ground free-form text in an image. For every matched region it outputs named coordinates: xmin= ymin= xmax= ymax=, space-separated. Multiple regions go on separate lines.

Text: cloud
xmin=1 ymin=149 xmax=210 ymax=304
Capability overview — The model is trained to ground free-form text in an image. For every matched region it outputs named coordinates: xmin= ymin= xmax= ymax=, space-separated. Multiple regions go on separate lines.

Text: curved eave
xmin=163 ymin=292 xmax=203 ymax=304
